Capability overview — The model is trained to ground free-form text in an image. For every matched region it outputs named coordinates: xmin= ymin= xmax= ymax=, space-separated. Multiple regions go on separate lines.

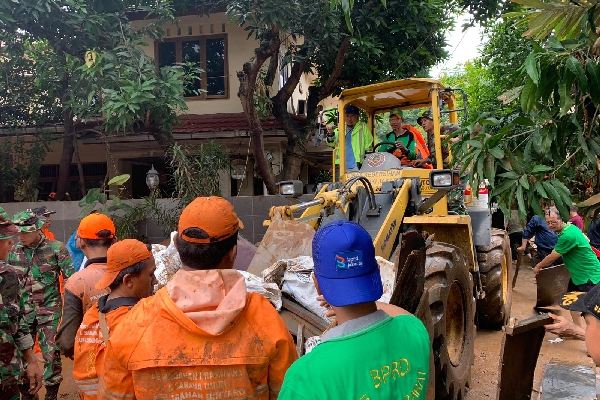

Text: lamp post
xmin=146 ymin=165 xmax=160 ymax=191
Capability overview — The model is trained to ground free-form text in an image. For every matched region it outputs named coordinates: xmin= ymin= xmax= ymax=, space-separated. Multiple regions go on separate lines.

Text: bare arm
xmin=533 ymin=250 xmax=561 ymax=275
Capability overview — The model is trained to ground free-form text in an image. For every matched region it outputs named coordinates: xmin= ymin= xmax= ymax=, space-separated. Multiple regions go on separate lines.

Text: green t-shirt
xmin=383 ymin=131 xmax=417 ymax=159
xmin=279 ymin=314 xmax=430 ymax=400
xmin=554 ymin=223 xmax=600 ymax=285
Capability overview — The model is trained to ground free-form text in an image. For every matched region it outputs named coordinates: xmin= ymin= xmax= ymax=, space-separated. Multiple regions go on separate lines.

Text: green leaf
xmin=524 ymin=52 xmax=540 ymax=84
xmin=493 ymin=179 xmax=516 ymax=196
xmin=534 ymin=181 xmax=548 ymax=198
xmin=108 ymin=174 xmax=131 ymax=186
xmin=465 ymin=140 xmax=483 ymax=148
xmin=516 ymin=185 xmax=526 ymax=218
xmin=558 ymin=70 xmax=575 ymax=116
xmin=498 ymin=171 xmax=519 ymax=179
xmin=521 ymin=79 xmax=537 ymax=113
xmin=586 ymin=61 xmax=600 ymax=104
xmin=565 ymin=56 xmax=588 ymax=93
xmin=531 ymin=164 xmax=553 ymax=173
xmin=488 ymin=146 xmax=505 ymax=159
xmin=519 ymin=175 xmax=530 ymax=190
xmin=484 ymin=156 xmax=496 ymax=186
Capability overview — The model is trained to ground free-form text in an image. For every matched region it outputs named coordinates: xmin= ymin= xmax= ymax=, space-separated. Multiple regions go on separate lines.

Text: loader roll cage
xmin=335 ymin=78 xmax=460 ymax=180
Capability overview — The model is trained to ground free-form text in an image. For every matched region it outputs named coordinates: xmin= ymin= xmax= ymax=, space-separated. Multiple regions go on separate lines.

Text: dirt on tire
xmin=476 ymin=228 xmax=513 ymax=329
xmin=425 ymin=242 xmax=476 ymax=400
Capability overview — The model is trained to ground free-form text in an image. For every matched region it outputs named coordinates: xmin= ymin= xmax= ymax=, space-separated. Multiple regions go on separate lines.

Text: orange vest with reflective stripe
xmin=100 ymin=288 xmax=297 ymax=400
xmin=64 ymin=263 xmax=109 ymax=313
xmin=403 ymin=125 xmax=430 ymax=159
xmin=73 ymin=303 xmax=131 ymax=399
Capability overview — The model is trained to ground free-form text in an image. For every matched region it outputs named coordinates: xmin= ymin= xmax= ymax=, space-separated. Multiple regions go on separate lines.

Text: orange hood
xmin=166 ymin=269 xmax=247 ymax=336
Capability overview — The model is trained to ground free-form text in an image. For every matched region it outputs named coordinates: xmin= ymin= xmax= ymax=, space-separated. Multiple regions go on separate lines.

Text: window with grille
xmin=156 ymin=35 xmax=228 ymax=99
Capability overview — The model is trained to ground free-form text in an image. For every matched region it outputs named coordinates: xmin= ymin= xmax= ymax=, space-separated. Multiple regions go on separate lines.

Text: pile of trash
xmin=152 ymin=237 xmax=397 ymax=321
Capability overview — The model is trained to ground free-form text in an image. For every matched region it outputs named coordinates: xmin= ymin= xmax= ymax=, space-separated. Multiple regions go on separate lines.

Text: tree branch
xmin=318 ymin=36 xmax=350 ymax=99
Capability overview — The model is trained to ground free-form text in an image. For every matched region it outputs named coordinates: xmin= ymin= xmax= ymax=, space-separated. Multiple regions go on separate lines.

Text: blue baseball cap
xmin=313 ymin=221 xmax=383 ymax=307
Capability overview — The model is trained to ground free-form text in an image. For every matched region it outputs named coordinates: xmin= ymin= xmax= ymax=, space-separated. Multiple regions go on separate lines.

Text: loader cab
xmin=334 ymin=79 xmax=461 ymax=217
xmin=335 ymin=79 xmax=460 ymax=180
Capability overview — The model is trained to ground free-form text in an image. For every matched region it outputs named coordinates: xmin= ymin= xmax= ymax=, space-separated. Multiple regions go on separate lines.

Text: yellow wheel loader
xmin=251 ymin=79 xmax=513 ymax=400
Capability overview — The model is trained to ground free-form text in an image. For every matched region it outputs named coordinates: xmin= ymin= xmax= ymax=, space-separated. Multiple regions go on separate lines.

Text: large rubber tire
xmin=425 ymin=242 xmax=476 ymax=400
xmin=476 ymin=228 xmax=513 ymax=329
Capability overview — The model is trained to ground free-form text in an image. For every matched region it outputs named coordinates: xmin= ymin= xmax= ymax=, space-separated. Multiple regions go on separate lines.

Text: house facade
xmin=1 ymin=11 xmax=331 ymax=202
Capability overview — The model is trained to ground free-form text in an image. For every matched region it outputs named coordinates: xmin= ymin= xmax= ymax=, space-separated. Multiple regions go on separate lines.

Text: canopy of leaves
xmin=0 ymin=1 xmax=188 ymax=136
xmin=447 ymin=6 xmax=600 ymax=221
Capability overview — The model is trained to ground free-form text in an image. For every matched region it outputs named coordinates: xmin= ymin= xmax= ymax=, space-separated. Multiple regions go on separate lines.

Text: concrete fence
xmin=0 ymin=195 xmax=314 ymax=245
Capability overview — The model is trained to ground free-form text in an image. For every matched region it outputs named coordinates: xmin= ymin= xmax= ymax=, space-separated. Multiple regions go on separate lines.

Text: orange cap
xmin=77 ymin=213 xmax=116 ymax=240
xmin=178 ymin=197 xmax=243 ymax=244
xmin=95 ymin=239 xmax=152 ymax=290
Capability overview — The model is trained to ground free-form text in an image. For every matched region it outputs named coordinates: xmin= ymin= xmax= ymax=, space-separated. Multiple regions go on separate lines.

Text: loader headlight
xmin=277 ymin=180 xmax=304 ymax=197
xmin=429 ymin=170 xmax=460 ymax=188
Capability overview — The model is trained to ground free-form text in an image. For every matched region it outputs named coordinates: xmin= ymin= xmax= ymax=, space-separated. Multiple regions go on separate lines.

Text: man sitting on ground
xmin=73 ymin=239 xmax=156 ymax=399
xmin=101 ymin=196 xmax=297 ymax=399
xmin=57 ymin=213 xmax=117 ymax=359
xmin=279 ymin=221 xmax=430 ymax=399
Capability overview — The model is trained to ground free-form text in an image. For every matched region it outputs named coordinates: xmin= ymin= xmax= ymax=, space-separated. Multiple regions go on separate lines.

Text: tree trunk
xmin=73 ymin=136 xmax=86 ymax=198
xmin=238 ymin=67 xmax=277 ymax=194
xmin=237 ymin=30 xmax=281 ymax=194
xmin=149 ymin=126 xmax=175 ymax=150
xmin=56 ymin=109 xmax=74 ymax=200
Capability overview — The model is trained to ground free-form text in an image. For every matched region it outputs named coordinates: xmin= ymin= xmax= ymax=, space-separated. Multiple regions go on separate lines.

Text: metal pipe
xmin=291 ymin=198 xmax=325 ymax=213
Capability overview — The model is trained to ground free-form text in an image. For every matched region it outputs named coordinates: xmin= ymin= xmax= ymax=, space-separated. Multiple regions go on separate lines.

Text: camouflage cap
xmin=0 ymin=206 xmax=8 ymax=221
xmin=32 ymin=206 xmax=56 ymax=217
xmin=417 ymin=109 xmax=434 ymax=125
xmin=389 ymin=108 xmax=405 ymax=119
xmin=0 ymin=208 xmax=17 ymax=240
xmin=12 ymin=210 xmax=44 ymax=233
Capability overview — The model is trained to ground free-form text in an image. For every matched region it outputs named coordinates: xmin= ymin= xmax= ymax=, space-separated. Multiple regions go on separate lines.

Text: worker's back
xmin=279 ymin=312 xmax=430 ymax=399
xmin=101 ymin=269 xmax=297 ymax=400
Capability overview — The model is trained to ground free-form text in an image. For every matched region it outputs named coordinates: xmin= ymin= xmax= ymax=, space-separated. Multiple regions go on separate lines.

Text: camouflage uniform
xmin=0 ymin=206 xmax=35 ymax=399
xmin=8 ymin=211 xmax=74 ymax=390
xmin=0 ymin=260 xmax=35 ymax=399
xmin=448 ymin=188 xmax=467 ymax=215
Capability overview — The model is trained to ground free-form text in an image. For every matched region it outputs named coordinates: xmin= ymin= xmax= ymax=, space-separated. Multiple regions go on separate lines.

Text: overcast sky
xmin=430 ymin=13 xmax=485 ymax=78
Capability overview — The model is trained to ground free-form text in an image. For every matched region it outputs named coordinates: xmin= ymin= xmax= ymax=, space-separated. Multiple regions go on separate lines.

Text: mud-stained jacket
xmin=101 ymin=269 xmax=297 ymax=400
xmin=8 ymin=235 xmax=75 ymax=325
xmin=0 ymin=261 xmax=34 ymax=386
xmin=57 ymin=258 xmax=109 ymax=358
xmin=73 ymin=295 xmax=138 ymax=399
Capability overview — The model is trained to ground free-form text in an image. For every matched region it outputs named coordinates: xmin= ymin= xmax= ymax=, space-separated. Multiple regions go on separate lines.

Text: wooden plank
xmin=497 ymin=314 xmax=553 ymax=400
xmin=504 ymin=314 xmax=553 ymax=335
xmin=535 ymin=264 xmax=571 ymax=309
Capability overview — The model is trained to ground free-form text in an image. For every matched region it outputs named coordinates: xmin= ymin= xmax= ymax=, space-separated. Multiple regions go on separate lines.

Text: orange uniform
xmin=64 ymin=261 xmax=110 ymax=313
xmin=73 ymin=296 xmax=138 ymax=399
xmin=57 ymin=260 xmax=110 ymax=358
xmin=101 ymin=269 xmax=297 ymax=400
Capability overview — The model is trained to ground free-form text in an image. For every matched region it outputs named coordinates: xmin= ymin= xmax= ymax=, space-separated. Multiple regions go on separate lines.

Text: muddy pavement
xmin=54 ymin=265 xmax=590 ymax=400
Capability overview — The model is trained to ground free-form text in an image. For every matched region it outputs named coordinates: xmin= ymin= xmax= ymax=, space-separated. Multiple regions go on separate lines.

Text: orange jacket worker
xmin=101 ymin=197 xmax=297 ymax=400
xmin=73 ymin=239 xmax=156 ymax=399
xmin=57 ymin=213 xmax=117 ymax=358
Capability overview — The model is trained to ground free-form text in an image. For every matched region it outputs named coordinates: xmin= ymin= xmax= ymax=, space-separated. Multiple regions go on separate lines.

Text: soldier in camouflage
xmin=0 ymin=208 xmax=43 ymax=399
xmin=9 ymin=210 xmax=74 ymax=400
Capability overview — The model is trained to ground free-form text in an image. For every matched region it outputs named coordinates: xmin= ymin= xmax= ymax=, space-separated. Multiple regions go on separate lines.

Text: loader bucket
xmin=247 ymin=215 xmax=315 ymax=276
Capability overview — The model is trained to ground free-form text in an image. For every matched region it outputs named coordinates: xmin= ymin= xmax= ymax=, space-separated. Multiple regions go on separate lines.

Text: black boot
xmin=43 ymin=384 xmax=60 ymax=400
xmin=18 ymin=383 xmax=38 ymax=400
